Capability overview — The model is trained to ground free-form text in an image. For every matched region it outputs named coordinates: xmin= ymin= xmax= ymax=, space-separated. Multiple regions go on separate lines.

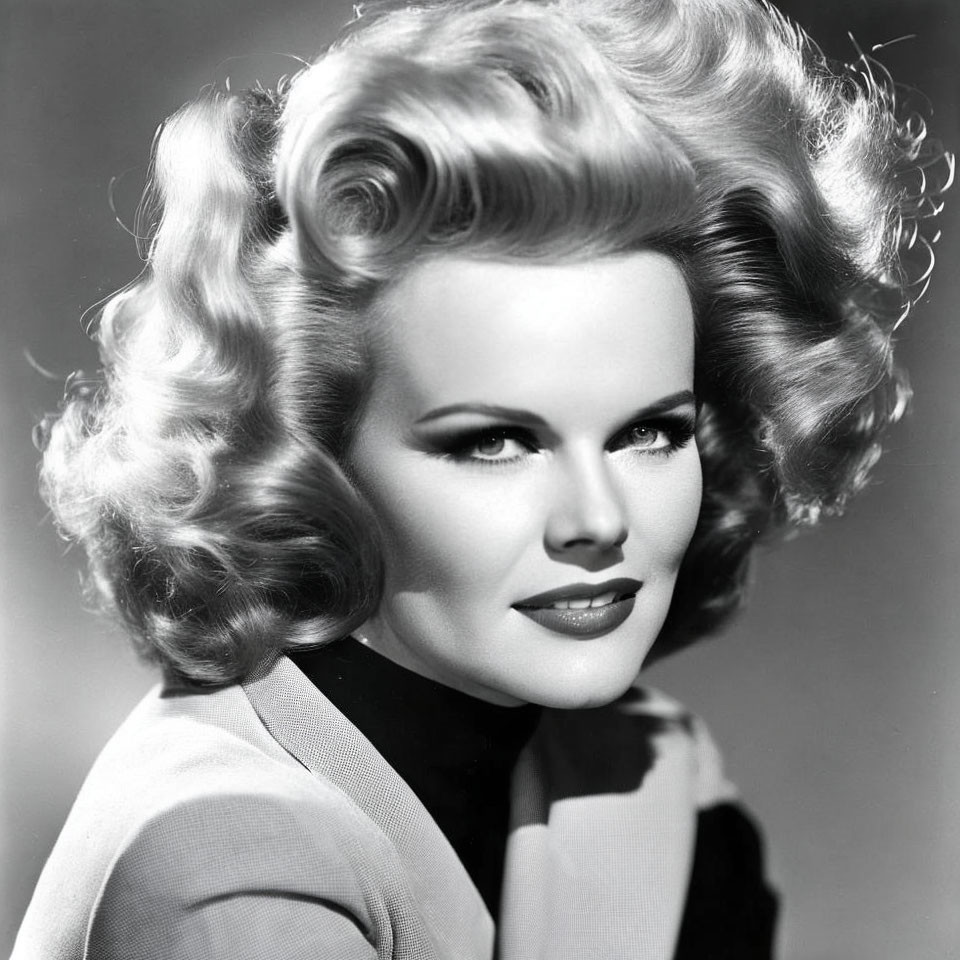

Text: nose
xmin=544 ymin=450 xmax=628 ymax=556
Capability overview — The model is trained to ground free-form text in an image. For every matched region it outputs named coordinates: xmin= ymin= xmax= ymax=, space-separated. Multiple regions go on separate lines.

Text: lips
xmin=513 ymin=578 xmax=641 ymax=637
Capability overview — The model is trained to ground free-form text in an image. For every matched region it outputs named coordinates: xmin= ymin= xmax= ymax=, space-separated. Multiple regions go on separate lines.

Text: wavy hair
xmin=37 ymin=0 xmax=951 ymax=682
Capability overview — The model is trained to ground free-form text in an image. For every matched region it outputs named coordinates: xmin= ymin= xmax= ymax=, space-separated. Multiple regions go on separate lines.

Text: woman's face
xmin=348 ymin=251 xmax=701 ymax=708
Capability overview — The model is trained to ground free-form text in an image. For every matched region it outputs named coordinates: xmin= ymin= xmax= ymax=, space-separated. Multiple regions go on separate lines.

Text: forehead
xmin=368 ymin=252 xmax=694 ymax=415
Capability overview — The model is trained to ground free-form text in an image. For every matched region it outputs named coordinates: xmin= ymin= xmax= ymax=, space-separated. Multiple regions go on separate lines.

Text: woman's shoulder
xmin=13 ymin=681 xmax=392 ymax=960
xmin=535 ymin=684 xmax=738 ymax=811
xmin=69 ymin=680 xmax=322 ymax=822
xmin=50 ymin=675 xmax=396 ymax=861
xmin=80 ymin=778 xmax=388 ymax=960
xmin=629 ymin=685 xmax=740 ymax=810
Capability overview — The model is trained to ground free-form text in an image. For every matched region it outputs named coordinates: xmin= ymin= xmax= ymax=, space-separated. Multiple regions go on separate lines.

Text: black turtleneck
xmin=289 ymin=638 xmax=541 ymax=920
xmin=290 ymin=639 xmax=779 ymax=956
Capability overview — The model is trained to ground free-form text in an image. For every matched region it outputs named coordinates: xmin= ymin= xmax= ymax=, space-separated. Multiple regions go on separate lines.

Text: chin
xmin=517 ymin=658 xmax=647 ymax=711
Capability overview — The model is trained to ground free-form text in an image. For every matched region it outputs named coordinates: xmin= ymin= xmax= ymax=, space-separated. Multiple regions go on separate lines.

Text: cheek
xmin=366 ymin=472 xmax=536 ymax=597
xmin=627 ymin=453 xmax=702 ymax=568
xmin=672 ymin=456 xmax=703 ymax=557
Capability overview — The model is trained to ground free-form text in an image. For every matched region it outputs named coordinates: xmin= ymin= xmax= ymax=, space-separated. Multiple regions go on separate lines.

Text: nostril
xmin=544 ymin=457 xmax=629 ymax=553
xmin=549 ymin=512 xmax=629 ymax=555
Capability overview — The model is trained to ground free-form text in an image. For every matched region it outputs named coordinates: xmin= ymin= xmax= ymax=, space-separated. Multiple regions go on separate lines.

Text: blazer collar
xmin=499 ymin=692 xmax=699 ymax=960
xmin=243 ymin=655 xmax=698 ymax=960
xmin=242 ymin=653 xmax=494 ymax=959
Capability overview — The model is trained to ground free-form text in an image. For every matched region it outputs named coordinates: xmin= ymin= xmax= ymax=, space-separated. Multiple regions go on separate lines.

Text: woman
xmin=13 ymin=0 xmax=949 ymax=957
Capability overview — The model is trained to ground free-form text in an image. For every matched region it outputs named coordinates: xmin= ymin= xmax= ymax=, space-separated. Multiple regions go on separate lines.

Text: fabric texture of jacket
xmin=13 ymin=652 xmax=753 ymax=960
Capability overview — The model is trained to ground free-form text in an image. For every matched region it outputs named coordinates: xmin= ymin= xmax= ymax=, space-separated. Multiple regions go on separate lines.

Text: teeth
xmin=549 ymin=591 xmax=619 ymax=611
xmin=590 ymin=591 xmax=618 ymax=608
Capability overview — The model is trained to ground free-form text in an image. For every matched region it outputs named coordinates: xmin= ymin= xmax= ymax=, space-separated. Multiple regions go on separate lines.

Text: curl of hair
xmin=39 ymin=0 xmax=951 ymax=681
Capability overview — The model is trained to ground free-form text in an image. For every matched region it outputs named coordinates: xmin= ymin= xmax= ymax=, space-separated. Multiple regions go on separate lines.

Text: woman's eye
xmin=475 ymin=434 xmax=508 ymax=457
xmin=613 ymin=416 xmax=695 ymax=456
xmin=467 ymin=431 xmax=532 ymax=461
xmin=446 ymin=429 xmax=536 ymax=463
xmin=623 ymin=424 xmax=670 ymax=451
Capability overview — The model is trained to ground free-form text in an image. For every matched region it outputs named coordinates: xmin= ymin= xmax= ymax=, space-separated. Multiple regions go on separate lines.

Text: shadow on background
xmin=1 ymin=2 xmax=958 ymax=958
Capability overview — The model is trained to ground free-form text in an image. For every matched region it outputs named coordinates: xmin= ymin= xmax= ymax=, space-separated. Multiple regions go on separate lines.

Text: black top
xmin=291 ymin=638 xmax=778 ymax=957
xmin=290 ymin=638 xmax=541 ymax=920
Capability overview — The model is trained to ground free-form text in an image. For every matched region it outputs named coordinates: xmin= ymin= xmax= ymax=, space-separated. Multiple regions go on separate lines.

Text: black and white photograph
xmin=2 ymin=1 xmax=958 ymax=957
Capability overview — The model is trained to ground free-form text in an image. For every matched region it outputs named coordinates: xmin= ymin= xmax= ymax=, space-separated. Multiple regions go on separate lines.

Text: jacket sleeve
xmin=84 ymin=791 xmax=382 ymax=960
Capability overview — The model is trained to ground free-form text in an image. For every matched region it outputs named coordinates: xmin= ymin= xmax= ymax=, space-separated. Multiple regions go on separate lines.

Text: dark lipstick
xmin=512 ymin=578 xmax=641 ymax=637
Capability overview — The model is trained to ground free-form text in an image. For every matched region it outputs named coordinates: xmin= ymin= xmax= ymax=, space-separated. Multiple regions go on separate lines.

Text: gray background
xmin=1 ymin=1 xmax=957 ymax=957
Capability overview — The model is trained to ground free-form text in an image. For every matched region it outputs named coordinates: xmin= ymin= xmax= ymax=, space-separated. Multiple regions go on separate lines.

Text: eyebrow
xmin=414 ymin=390 xmax=697 ymax=426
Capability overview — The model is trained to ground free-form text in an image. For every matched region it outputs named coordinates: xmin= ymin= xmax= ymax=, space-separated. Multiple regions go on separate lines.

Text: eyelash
xmin=439 ymin=415 xmax=696 ymax=466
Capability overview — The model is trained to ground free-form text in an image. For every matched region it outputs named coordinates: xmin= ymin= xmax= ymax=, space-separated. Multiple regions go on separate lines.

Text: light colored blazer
xmin=13 ymin=653 xmax=736 ymax=960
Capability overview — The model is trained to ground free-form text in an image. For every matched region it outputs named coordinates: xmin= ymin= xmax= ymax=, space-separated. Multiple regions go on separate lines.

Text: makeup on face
xmin=512 ymin=577 xmax=642 ymax=637
xmin=348 ymin=251 xmax=702 ymax=709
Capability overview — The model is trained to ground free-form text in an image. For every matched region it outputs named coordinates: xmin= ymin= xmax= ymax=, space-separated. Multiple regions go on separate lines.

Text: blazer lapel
xmin=241 ymin=657 xmax=696 ymax=960
xmin=498 ymin=690 xmax=698 ymax=960
xmin=242 ymin=653 xmax=494 ymax=960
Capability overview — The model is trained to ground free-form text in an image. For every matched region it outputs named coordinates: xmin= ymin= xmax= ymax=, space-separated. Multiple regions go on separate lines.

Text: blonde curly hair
xmin=38 ymin=0 xmax=951 ymax=682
